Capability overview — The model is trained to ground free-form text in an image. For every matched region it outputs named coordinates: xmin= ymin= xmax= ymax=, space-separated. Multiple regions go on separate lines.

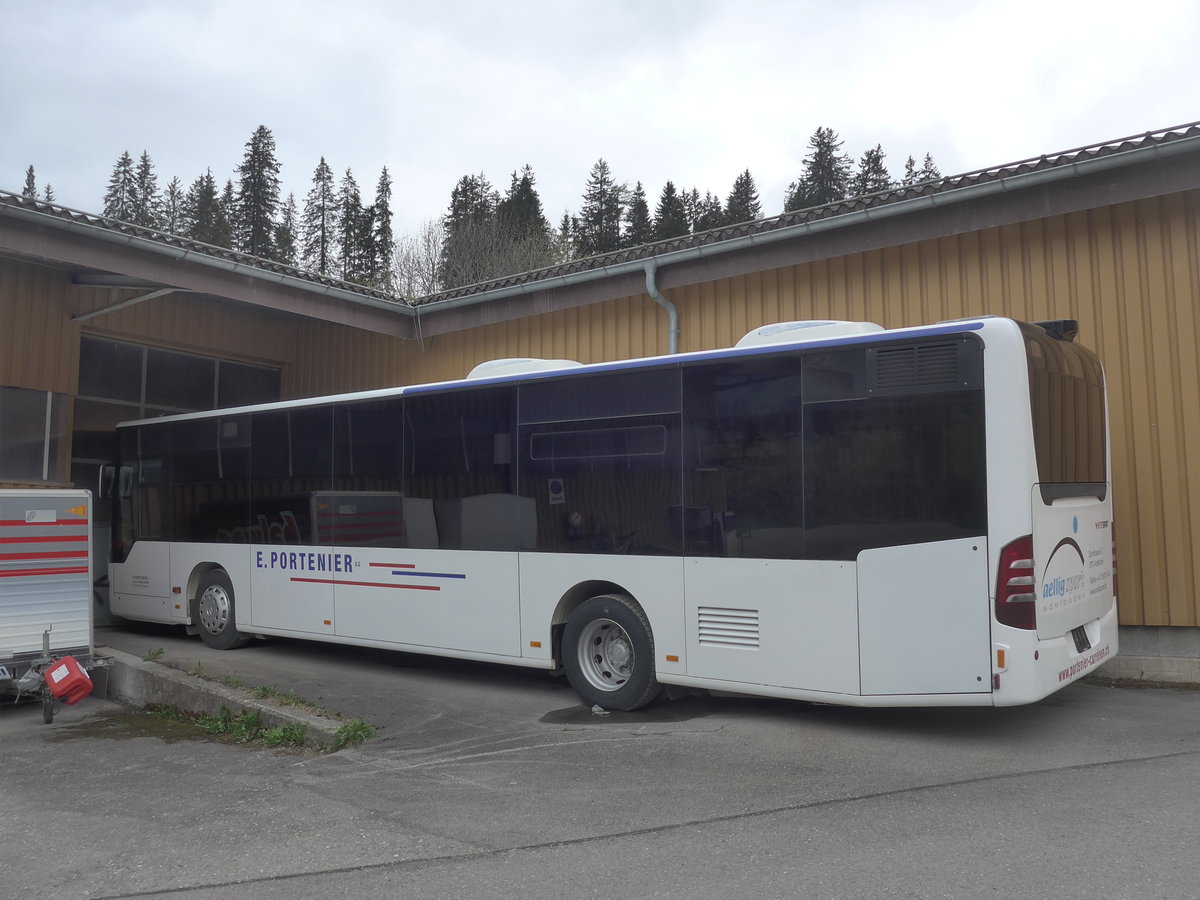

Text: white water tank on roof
xmin=734 ymin=320 xmax=884 ymax=348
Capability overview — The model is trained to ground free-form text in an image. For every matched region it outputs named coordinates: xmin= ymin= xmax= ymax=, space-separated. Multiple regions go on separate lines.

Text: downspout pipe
xmin=644 ymin=258 xmax=679 ymax=354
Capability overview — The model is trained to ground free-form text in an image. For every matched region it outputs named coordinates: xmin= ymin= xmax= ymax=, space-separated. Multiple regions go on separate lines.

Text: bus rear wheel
xmin=563 ymin=594 xmax=661 ymax=711
xmin=194 ymin=571 xmax=249 ymax=650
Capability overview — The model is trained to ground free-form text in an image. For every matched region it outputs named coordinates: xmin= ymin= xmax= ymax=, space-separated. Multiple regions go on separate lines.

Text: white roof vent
xmin=735 ymin=320 xmax=884 ymax=348
xmin=466 ymin=358 xmax=584 ymax=380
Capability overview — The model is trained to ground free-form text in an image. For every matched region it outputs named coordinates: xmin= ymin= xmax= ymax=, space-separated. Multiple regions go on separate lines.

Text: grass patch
xmin=252 ymin=685 xmax=321 ymax=713
xmin=333 ymin=717 xmax=376 ymax=750
xmin=263 ymin=723 xmax=308 ymax=747
xmin=151 ymin=705 xmax=308 ymax=748
xmin=142 ymin=648 xmax=165 ymax=662
xmin=148 ymin=674 xmax=373 ymax=752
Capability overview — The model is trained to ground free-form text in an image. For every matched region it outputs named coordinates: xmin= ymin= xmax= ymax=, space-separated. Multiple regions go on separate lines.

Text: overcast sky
xmin=3 ymin=0 xmax=1198 ymax=236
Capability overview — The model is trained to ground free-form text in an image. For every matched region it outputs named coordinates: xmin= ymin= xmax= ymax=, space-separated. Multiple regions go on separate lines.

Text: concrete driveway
xmin=3 ymin=622 xmax=1198 ymax=899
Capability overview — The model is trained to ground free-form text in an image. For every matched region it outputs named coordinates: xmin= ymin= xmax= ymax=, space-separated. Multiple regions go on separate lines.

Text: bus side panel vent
xmin=869 ymin=341 xmax=967 ymax=394
xmin=697 ymin=607 xmax=761 ymax=649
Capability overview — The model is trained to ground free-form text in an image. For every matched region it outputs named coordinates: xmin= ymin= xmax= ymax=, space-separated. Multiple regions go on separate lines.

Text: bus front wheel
xmin=563 ymin=594 xmax=661 ymax=711
xmin=194 ymin=571 xmax=249 ymax=650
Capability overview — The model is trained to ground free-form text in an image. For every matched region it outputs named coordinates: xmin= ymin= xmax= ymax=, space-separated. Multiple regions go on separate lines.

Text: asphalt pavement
xmin=2 ymin=621 xmax=1198 ymax=899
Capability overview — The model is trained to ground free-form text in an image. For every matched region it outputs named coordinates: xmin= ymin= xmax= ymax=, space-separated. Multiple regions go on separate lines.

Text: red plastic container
xmin=44 ymin=656 xmax=93 ymax=705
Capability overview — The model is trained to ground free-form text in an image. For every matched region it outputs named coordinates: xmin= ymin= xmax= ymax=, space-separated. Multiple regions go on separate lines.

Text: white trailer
xmin=0 ymin=489 xmax=95 ymax=721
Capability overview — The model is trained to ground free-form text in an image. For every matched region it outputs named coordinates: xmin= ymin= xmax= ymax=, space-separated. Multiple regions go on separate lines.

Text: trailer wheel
xmin=42 ymin=695 xmax=55 ymax=724
xmin=194 ymin=571 xmax=249 ymax=650
xmin=563 ymin=593 xmax=661 ymax=711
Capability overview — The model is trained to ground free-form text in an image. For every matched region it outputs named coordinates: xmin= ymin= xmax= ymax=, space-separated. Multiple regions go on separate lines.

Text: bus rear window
xmin=1023 ymin=325 xmax=1106 ymax=497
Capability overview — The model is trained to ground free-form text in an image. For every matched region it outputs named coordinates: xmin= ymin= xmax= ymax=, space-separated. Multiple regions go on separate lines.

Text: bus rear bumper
xmin=992 ymin=601 xmax=1120 ymax=706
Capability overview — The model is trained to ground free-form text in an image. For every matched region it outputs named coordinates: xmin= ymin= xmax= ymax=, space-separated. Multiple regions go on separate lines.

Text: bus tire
xmin=194 ymin=571 xmax=249 ymax=650
xmin=563 ymin=594 xmax=661 ymax=711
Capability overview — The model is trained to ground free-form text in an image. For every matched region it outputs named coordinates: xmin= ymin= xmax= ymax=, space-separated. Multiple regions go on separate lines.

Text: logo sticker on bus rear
xmin=1040 ymin=538 xmax=1086 ymax=612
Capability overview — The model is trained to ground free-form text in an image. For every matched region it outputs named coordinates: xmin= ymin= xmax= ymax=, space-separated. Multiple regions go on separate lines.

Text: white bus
xmin=107 ymin=316 xmax=1117 ymax=710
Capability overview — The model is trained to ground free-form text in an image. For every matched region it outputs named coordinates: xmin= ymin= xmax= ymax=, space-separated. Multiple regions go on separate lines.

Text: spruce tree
xmin=553 ymin=212 xmax=576 ymax=262
xmin=337 ymin=168 xmax=368 ymax=283
xmin=917 ymin=153 xmax=941 ymax=182
xmin=494 ymin=164 xmax=553 ymax=274
xmin=161 ymin=176 xmax=185 ymax=234
xmin=654 ymin=181 xmax=690 ymax=241
xmin=219 ymin=179 xmax=238 ymax=248
xmin=182 ymin=169 xmax=229 ymax=247
xmin=682 ymin=187 xmax=702 ymax=234
xmin=724 ymin=169 xmax=763 ymax=225
xmin=784 ymin=127 xmax=852 ymax=211
xmin=275 ymin=193 xmax=299 ymax=267
xmin=300 ymin=157 xmax=338 ymax=276
xmin=440 ymin=172 xmax=499 ymax=288
xmin=623 ymin=181 xmax=652 ymax=248
xmin=497 ymin=165 xmax=551 ymax=245
xmin=22 ymin=165 xmax=36 ymax=198
xmin=131 ymin=151 xmax=160 ymax=228
xmin=849 ymin=144 xmax=892 ymax=197
xmin=234 ymin=125 xmax=281 ymax=259
xmin=42 ymin=184 xmax=55 ymax=203
xmin=371 ymin=167 xmax=395 ymax=288
xmin=692 ymin=190 xmax=725 ymax=233
xmin=102 ymin=151 xmax=136 ymax=221
xmin=901 ymin=155 xmax=919 ymax=187
xmin=575 ymin=159 xmax=624 ymax=257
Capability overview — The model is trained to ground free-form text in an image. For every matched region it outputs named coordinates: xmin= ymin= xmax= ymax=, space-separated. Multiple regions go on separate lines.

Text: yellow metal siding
xmin=0 ymin=260 xmax=83 ymax=394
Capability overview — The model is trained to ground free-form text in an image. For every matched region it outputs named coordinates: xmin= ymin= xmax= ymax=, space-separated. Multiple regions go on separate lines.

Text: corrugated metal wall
xmin=0 ymin=259 xmax=86 ymax=394
xmin=382 ymin=190 xmax=1199 ymax=628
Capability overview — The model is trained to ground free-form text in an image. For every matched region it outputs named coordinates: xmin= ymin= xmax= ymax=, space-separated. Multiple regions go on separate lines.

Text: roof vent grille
xmin=870 ymin=342 xmax=963 ymax=393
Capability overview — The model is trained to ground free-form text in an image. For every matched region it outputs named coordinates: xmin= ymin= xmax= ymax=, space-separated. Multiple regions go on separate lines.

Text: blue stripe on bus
xmin=392 ymin=571 xmax=467 ymax=579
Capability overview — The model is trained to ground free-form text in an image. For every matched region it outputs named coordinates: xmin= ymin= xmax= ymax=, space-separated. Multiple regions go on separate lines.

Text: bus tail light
xmin=996 ymin=535 xmax=1036 ymax=630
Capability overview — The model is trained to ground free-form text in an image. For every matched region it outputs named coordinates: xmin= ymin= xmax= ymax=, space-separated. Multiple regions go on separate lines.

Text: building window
xmin=0 ymin=385 xmax=70 ymax=483
xmin=70 ymin=335 xmax=281 ymax=498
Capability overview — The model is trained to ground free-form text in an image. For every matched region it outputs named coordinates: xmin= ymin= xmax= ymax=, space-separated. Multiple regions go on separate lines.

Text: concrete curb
xmin=96 ymin=648 xmax=344 ymax=748
xmin=1097 ymin=654 xmax=1200 ymax=685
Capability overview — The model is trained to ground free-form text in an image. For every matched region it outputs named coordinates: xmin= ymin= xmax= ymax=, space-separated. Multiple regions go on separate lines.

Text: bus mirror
xmin=99 ymin=464 xmax=115 ymax=498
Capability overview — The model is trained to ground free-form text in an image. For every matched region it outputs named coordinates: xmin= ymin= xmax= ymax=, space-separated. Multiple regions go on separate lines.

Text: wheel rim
xmin=198 ymin=583 xmax=231 ymax=636
xmin=576 ymin=617 xmax=634 ymax=693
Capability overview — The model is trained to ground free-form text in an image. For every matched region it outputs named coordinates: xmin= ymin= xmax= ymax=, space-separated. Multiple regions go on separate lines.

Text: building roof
xmin=3 ymin=120 xmax=1199 ymax=339
xmin=415 ymin=120 xmax=1200 ymax=307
